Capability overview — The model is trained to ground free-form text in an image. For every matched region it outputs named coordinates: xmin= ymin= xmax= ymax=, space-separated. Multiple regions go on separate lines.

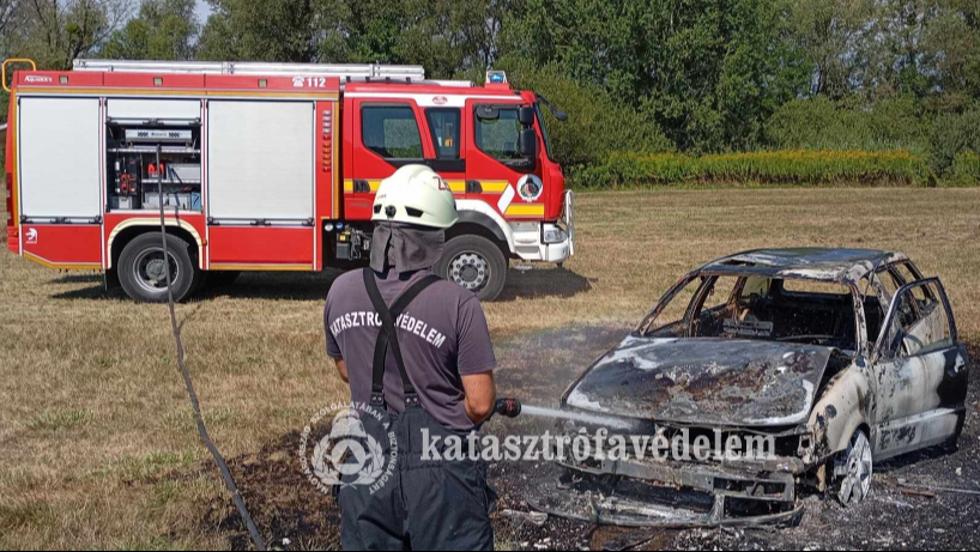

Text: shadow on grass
xmin=497 ymin=266 xmax=592 ymax=301
xmin=49 ymin=266 xmax=592 ymax=302
xmin=48 ymin=273 xmax=103 ymax=284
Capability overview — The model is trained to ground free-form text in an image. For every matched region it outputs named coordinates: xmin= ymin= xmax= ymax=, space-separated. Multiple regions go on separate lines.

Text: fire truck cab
xmin=3 ymin=59 xmax=574 ymax=301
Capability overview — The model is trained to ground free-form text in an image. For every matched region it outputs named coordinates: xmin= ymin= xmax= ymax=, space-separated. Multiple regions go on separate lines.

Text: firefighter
xmin=323 ymin=164 xmax=497 ymax=550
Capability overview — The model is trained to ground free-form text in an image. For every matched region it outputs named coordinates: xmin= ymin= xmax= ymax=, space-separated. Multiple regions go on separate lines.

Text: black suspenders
xmin=362 ymin=268 xmax=440 ymax=409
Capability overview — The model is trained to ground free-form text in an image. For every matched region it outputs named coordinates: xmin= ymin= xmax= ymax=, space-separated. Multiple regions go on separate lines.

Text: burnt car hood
xmin=564 ymin=336 xmax=834 ymax=427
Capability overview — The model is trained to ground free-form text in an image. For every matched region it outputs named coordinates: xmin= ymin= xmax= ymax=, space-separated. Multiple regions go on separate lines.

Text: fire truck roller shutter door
xmin=207 ymin=100 xmax=315 ymax=221
xmin=106 ymin=99 xmax=201 ymax=121
xmin=19 ymin=97 xmax=101 ymax=220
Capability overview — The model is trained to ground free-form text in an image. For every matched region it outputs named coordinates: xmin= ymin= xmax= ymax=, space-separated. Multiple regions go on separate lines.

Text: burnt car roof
xmin=699 ymin=247 xmax=907 ymax=285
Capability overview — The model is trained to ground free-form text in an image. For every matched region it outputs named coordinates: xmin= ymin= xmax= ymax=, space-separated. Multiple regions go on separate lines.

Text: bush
xmin=570 ymin=150 xmax=932 ymax=188
xmin=764 ymin=96 xmax=929 ymax=152
xmin=928 ymin=104 xmax=980 ymax=175
xmin=497 ymin=61 xmax=672 ymax=169
xmin=949 ymin=151 xmax=980 ymax=186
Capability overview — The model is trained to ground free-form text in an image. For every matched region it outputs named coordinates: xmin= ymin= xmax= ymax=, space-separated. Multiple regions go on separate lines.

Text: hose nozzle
xmin=494 ymin=398 xmax=522 ymax=418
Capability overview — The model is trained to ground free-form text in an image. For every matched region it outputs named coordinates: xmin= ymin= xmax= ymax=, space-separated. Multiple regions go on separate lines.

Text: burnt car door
xmin=870 ymin=278 xmax=968 ymax=460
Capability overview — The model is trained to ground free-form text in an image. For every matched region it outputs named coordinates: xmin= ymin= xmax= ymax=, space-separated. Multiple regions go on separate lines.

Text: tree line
xmin=2 ymin=0 xmax=978 ymax=180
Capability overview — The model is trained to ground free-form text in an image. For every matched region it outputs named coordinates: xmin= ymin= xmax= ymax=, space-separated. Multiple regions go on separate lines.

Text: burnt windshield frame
xmin=638 ymin=270 xmax=866 ymax=350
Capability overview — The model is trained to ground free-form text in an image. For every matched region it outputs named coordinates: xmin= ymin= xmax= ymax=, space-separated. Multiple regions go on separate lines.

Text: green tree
xmin=198 ymin=0 xmax=331 ymax=62
xmin=922 ymin=0 xmax=980 ymax=106
xmin=18 ymin=0 xmax=131 ymax=69
xmin=100 ymin=0 xmax=198 ymax=60
xmin=501 ymin=0 xmax=807 ymax=152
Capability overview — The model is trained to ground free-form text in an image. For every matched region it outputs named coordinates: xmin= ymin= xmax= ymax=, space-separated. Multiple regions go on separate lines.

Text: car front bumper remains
xmin=527 ymin=453 xmax=804 ymax=527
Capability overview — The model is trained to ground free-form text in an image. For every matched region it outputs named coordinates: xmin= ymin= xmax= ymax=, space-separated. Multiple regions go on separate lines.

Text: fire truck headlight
xmin=543 ymin=226 xmax=567 ymax=244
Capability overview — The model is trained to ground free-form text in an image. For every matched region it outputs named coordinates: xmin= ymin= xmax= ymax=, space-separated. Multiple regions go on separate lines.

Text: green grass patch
xmin=114 ymin=450 xmax=198 ymax=483
xmin=27 ymin=409 xmax=90 ymax=432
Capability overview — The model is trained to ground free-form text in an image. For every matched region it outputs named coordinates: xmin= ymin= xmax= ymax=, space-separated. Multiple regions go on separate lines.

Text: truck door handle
xmin=466 ymin=180 xmax=483 ymax=193
xmin=353 ymin=179 xmax=371 ymax=193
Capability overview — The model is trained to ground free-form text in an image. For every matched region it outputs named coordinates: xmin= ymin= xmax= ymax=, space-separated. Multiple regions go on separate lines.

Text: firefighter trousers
xmin=337 ymin=404 xmax=495 ymax=551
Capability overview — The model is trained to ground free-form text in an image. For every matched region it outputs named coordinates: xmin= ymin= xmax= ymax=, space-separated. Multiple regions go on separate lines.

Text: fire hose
xmin=155 ymin=147 xmax=267 ymax=550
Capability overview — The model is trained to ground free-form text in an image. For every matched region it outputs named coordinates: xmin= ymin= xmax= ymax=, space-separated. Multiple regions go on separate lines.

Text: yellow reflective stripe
xmin=344 ymin=178 xmax=513 ymax=196
xmin=23 ymin=251 xmax=100 ymax=271
xmin=480 ymin=180 xmax=510 ymax=193
xmin=505 ymin=203 xmax=545 ymax=216
xmin=209 ymin=263 xmax=312 ymax=271
xmin=343 ymin=179 xmax=382 ymax=193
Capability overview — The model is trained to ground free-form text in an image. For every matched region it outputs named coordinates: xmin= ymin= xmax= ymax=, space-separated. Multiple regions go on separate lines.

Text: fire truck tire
xmin=436 ymin=235 xmax=507 ymax=301
xmin=118 ymin=233 xmax=199 ymax=303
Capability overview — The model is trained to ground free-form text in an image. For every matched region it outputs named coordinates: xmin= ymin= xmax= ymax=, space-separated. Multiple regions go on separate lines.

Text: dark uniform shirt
xmin=324 ymin=269 xmax=496 ymax=430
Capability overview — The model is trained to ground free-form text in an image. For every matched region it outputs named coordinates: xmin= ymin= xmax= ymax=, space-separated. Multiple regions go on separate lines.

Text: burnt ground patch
xmin=203 ymin=329 xmax=980 ymax=550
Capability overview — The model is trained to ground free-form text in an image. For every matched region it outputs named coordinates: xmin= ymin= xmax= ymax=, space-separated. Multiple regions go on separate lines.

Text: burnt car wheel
xmin=833 ymin=430 xmax=873 ymax=505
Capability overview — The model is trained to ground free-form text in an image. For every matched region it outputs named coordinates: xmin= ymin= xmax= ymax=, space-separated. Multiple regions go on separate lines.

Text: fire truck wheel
xmin=118 ymin=233 xmax=199 ymax=303
xmin=436 ymin=235 xmax=507 ymax=301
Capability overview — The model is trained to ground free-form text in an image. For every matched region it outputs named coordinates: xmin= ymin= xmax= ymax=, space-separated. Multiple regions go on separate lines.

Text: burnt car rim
xmin=835 ymin=430 xmax=872 ymax=505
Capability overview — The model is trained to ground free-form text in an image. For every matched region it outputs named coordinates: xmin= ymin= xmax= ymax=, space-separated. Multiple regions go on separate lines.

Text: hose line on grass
xmin=155 ymin=146 xmax=267 ymax=551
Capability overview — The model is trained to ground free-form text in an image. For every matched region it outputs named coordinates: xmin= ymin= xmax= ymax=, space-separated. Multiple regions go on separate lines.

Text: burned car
xmin=531 ymin=248 xmax=969 ymax=526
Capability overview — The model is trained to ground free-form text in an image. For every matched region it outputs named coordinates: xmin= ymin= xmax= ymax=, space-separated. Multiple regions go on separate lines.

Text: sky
xmin=193 ymin=0 xmax=212 ymax=24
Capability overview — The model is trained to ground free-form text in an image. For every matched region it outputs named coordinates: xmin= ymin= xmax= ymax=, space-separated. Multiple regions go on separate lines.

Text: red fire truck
xmin=3 ymin=58 xmax=574 ymax=301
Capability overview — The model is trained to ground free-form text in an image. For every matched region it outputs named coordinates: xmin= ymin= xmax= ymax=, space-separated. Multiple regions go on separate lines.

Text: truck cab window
xmin=361 ymin=105 xmax=423 ymax=159
xmin=475 ymin=107 xmax=522 ymax=162
xmin=426 ymin=108 xmax=460 ymax=159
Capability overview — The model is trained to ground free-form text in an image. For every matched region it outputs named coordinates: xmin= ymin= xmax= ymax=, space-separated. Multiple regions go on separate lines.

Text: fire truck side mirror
xmin=518 ymin=106 xmax=535 ymax=127
xmin=519 ymin=128 xmax=537 ymax=161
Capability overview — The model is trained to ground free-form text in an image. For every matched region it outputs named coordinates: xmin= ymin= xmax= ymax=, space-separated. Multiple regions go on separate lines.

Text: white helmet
xmin=372 ymin=165 xmax=459 ymax=229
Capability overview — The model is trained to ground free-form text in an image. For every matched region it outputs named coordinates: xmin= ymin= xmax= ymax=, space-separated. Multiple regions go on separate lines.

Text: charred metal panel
xmin=566 ymin=337 xmax=832 ymax=427
xmin=702 ymin=248 xmax=906 ymax=285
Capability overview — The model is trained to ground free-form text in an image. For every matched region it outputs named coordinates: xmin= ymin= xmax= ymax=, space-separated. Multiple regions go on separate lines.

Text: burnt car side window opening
xmin=361 ymin=104 xmax=423 ymax=159
xmin=878 ymin=280 xmax=954 ymax=359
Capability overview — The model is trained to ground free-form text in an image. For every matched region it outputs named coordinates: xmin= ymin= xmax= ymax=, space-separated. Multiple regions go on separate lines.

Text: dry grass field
xmin=1 ymin=187 xmax=979 ymax=549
